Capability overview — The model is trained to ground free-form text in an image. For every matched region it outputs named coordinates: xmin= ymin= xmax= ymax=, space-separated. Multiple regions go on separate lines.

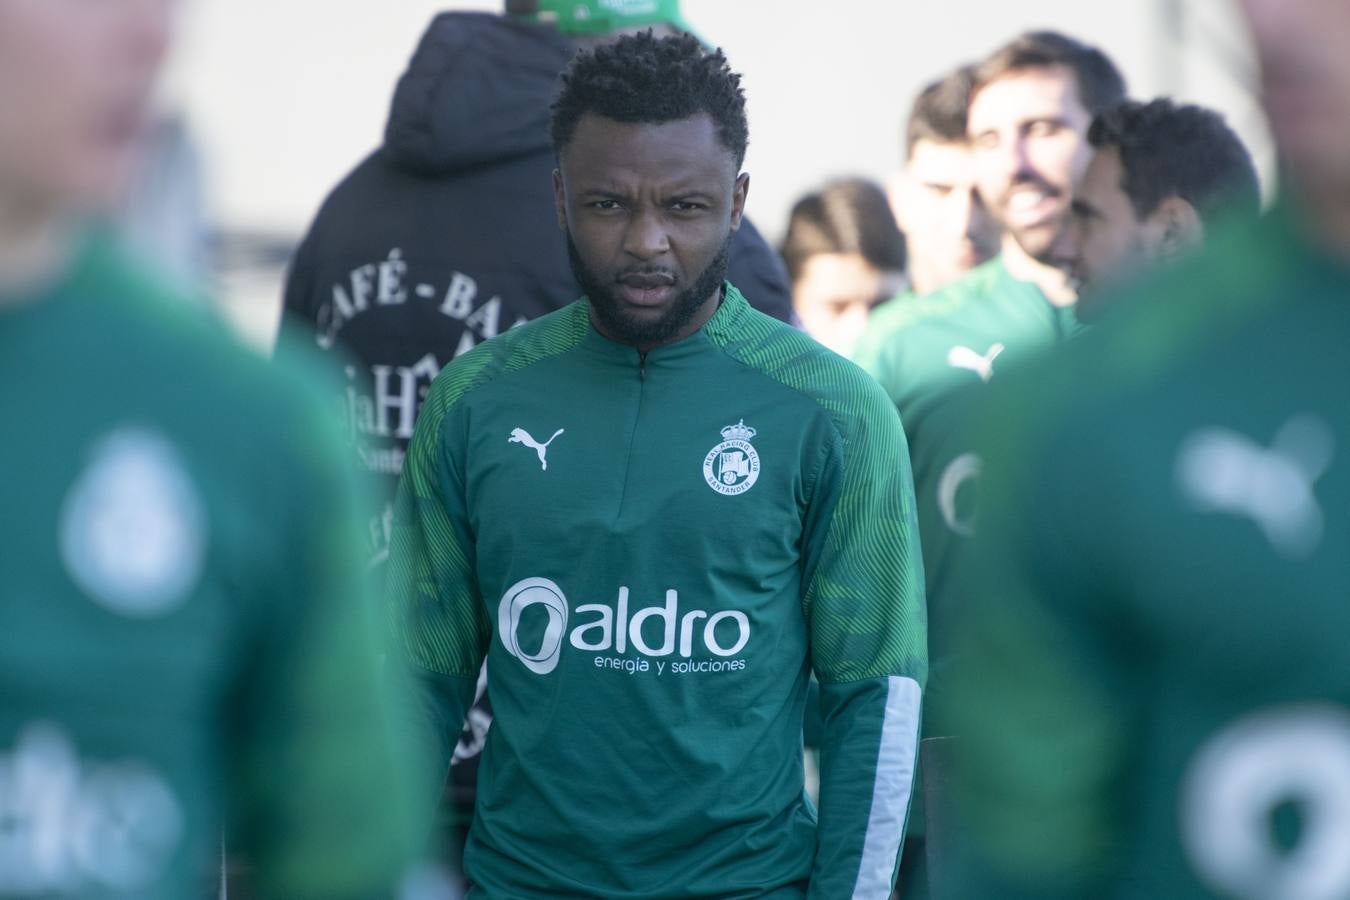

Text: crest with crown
xmin=721 ymin=420 xmax=757 ymax=443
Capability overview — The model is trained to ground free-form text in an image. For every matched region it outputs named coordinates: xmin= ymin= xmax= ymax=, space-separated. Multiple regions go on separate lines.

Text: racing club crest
xmin=703 ymin=420 xmax=760 ymax=496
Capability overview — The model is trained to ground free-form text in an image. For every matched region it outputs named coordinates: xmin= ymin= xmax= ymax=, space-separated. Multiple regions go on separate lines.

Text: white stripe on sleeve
xmin=853 ymin=675 xmax=923 ymax=899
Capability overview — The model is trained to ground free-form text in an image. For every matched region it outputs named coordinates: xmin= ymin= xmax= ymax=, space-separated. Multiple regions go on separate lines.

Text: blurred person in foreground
xmin=943 ymin=1 xmax=1350 ymax=896
xmin=0 ymin=1 xmax=422 ymax=897
xmin=780 ymin=177 xmax=906 ymax=356
xmin=1058 ymin=98 xmax=1260 ymax=323
xmin=386 ymin=32 xmax=926 ymax=898
xmin=882 ymin=65 xmax=999 ymax=305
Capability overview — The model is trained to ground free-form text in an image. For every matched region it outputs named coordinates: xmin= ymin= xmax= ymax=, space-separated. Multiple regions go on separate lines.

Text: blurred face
xmin=1238 ymin=0 xmax=1350 ymax=195
xmin=792 ymin=252 xmax=902 ymax=357
xmin=554 ymin=113 xmax=747 ymax=349
xmin=1058 ymin=146 xmax=1148 ymax=297
xmin=968 ymin=65 xmax=1096 ymax=262
xmin=893 ymin=139 xmax=999 ymax=295
xmin=0 ymin=0 xmax=172 ymax=215
xmin=1057 ymin=145 xmax=1202 ymax=323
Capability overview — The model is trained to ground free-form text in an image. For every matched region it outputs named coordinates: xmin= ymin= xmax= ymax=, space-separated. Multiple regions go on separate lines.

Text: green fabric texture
xmin=386 ymin=283 xmax=926 ymax=898
xmin=0 ymin=234 xmax=422 ymax=899
xmin=387 ymin=301 xmax=591 ymax=682
xmin=945 ymin=208 xmax=1350 ymax=898
xmin=854 ymin=257 xmax=1077 ymax=626
xmin=702 ymin=296 xmax=927 ymax=686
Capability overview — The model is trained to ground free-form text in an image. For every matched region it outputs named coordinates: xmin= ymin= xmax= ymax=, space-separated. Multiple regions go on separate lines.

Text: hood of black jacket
xmin=383 ymin=12 xmax=575 ymax=175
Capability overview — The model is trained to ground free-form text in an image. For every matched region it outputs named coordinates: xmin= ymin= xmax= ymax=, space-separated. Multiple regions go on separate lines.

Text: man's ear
xmin=552 ymin=168 xmax=568 ymax=231
xmin=1150 ymin=195 xmax=1204 ymax=260
xmin=729 ymin=172 xmax=750 ymax=231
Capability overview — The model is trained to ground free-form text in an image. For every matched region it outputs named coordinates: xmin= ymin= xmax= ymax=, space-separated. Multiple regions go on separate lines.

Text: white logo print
xmin=60 ymin=428 xmax=205 ymax=617
xmin=497 ymin=579 xmax=752 ymax=676
xmin=599 ymin=0 xmax=661 ymax=16
xmin=508 ymin=427 xmax=565 ymax=471
xmin=1182 ymin=704 xmax=1350 ymax=900
xmin=1177 ymin=415 xmax=1334 ymax=559
xmin=0 ymin=723 xmax=184 ymax=894
xmin=937 ymin=452 xmax=982 ymax=537
xmin=703 ymin=420 xmax=761 ymax=495
xmin=947 ymin=343 xmax=1005 ymax=382
xmin=498 ymin=577 xmax=569 ymax=675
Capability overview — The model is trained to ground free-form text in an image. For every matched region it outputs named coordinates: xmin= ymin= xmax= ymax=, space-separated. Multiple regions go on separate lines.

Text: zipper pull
xmin=639 ymin=351 xmax=647 ymax=381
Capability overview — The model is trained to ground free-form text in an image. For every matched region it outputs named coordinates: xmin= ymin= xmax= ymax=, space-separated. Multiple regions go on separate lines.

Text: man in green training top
xmin=0 ymin=1 xmax=422 ymax=897
xmin=943 ymin=0 xmax=1350 ymax=896
xmin=850 ymin=39 xmax=1124 ymax=891
xmin=884 ymin=63 xmax=1000 ymax=307
xmin=387 ymin=32 xmax=927 ymax=899
xmin=854 ymin=31 xmax=1126 ymax=614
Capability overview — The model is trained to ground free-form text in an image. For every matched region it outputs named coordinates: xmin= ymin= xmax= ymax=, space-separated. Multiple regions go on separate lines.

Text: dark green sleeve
xmin=384 ymin=379 xmax=490 ymax=806
xmin=803 ymin=383 xmax=928 ymax=900
xmin=941 ymin=387 xmax=1130 ymax=898
xmin=230 ymin=376 xmax=426 ymax=899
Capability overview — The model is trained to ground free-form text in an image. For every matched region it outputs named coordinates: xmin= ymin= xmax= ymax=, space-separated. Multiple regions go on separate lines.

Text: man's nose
xmin=994 ymin=135 xmax=1037 ymax=186
xmin=623 ymin=209 xmax=671 ymax=260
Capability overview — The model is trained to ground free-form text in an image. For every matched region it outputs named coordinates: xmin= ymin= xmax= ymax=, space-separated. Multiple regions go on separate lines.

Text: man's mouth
xmin=1003 ymin=183 xmax=1062 ymax=226
xmin=617 ymin=273 xmax=676 ymax=307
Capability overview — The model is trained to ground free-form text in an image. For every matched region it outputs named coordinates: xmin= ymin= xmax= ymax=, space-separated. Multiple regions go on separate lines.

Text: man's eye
xmin=1027 ymin=120 xmax=1061 ymax=138
xmin=671 ymin=201 xmax=706 ymax=212
xmin=973 ymin=132 xmax=1000 ymax=151
xmin=590 ymin=200 xmax=622 ymax=211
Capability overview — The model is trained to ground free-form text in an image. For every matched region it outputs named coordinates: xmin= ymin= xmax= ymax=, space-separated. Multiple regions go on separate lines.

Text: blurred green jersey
xmin=855 ymin=257 xmax=1078 ymax=632
xmin=0 ymin=235 xmax=421 ymax=899
xmin=946 ymin=209 xmax=1350 ymax=898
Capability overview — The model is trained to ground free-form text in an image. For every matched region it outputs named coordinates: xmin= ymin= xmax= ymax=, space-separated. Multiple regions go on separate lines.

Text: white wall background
xmin=156 ymin=0 xmax=1270 ymax=344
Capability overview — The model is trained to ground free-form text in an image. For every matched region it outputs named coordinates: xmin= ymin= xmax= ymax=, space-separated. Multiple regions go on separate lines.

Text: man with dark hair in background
xmin=386 ymin=31 xmax=926 ymax=899
xmin=884 ymin=65 xmax=999 ymax=303
xmin=855 ymin=28 xmax=1125 ymax=620
xmin=780 ymin=177 xmax=906 ymax=356
xmin=1058 ymin=97 xmax=1261 ymax=320
xmin=852 ymin=33 xmax=1125 ymax=894
xmin=945 ymin=0 xmax=1350 ymax=894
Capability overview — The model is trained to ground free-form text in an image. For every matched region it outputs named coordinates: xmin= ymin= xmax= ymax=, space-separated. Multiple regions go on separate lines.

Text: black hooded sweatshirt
xmin=282 ymin=12 xmax=793 ymax=561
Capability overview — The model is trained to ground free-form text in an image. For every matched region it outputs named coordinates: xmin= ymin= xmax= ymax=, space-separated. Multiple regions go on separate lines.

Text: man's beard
xmin=995 ymin=177 xmax=1069 ymax=264
xmin=567 ymin=231 xmax=732 ymax=348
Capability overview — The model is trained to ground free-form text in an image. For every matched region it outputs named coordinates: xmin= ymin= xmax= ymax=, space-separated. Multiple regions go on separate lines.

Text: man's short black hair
xmin=1089 ymin=98 xmax=1261 ymax=222
xmin=972 ymin=30 xmax=1127 ymax=117
xmin=550 ymin=31 xmax=748 ymax=168
xmin=780 ymin=179 xmax=906 ymax=283
xmin=905 ymin=65 xmax=976 ymax=156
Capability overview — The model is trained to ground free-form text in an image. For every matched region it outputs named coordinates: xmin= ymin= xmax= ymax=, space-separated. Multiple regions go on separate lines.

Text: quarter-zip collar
xmin=579 ymin=282 xmax=750 ymax=369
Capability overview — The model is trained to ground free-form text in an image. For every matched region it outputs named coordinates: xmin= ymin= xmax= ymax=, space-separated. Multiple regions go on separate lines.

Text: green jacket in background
xmin=854 ymin=257 xmax=1078 ymax=626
